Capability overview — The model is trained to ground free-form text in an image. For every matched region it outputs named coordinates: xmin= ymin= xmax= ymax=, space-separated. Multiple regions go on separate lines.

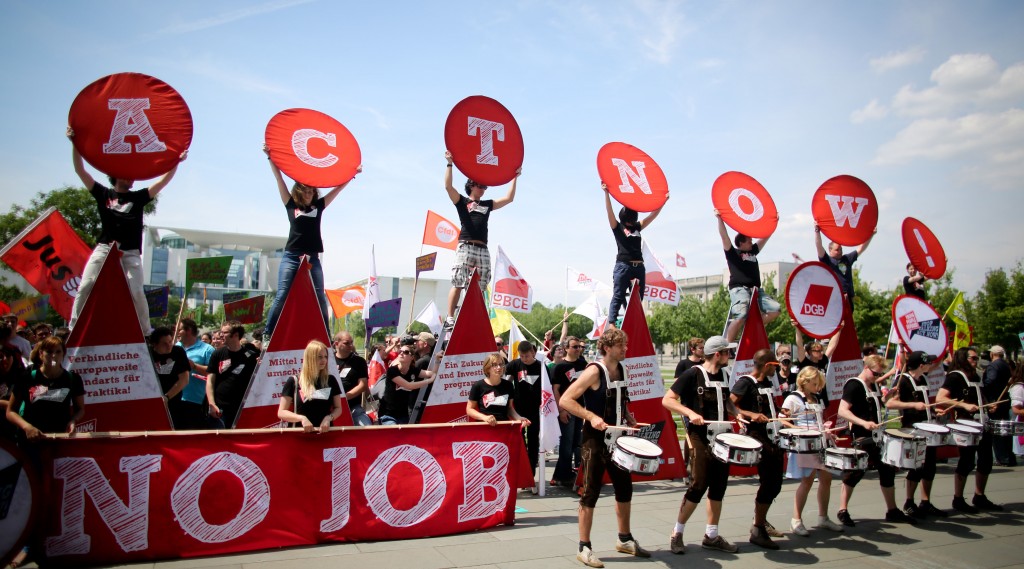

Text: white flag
xmin=508 ymin=319 xmax=527 ymax=360
xmin=414 ymin=300 xmax=443 ymax=335
xmin=567 ymin=266 xmax=611 ymax=292
xmin=641 ymin=241 xmax=679 ymax=306
xmin=491 ymin=246 xmax=533 ymax=313
xmin=571 ymin=292 xmax=604 ymax=323
xmin=536 ymin=349 xmax=561 ymax=452
xmin=363 ymin=245 xmax=379 ymax=319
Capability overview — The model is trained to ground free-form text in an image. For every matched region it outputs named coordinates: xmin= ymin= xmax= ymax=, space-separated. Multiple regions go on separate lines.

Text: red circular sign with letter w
xmin=68 ymin=72 xmax=193 ymax=180
xmin=711 ymin=171 xmax=778 ymax=238
xmin=811 ymin=175 xmax=878 ymax=246
xmin=265 ymin=109 xmax=361 ymax=188
xmin=596 ymin=142 xmax=669 ymax=213
xmin=444 ymin=96 xmax=524 ymax=187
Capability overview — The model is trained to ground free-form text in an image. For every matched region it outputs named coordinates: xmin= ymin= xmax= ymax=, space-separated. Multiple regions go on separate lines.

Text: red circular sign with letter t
xmin=444 ymin=96 xmax=524 ymax=187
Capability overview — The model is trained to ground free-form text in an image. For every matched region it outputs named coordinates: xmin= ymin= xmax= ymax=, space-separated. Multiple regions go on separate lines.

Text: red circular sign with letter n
xmin=785 ymin=261 xmax=845 ymax=339
xmin=811 ymin=175 xmax=878 ymax=246
xmin=596 ymin=142 xmax=669 ymax=213
xmin=265 ymin=109 xmax=361 ymax=189
xmin=901 ymin=217 xmax=947 ymax=280
xmin=68 ymin=72 xmax=193 ymax=181
xmin=711 ymin=171 xmax=778 ymax=238
xmin=444 ymin=96 xmax=524 ymax=187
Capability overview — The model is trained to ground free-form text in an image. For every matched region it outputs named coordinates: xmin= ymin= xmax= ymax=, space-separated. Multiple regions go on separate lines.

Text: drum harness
xmin=849 ymin=376 xmax=884 ymax=445
xmin=738 ymin=374 xmax=780 ymax=442
xmin=591 ymin=361 xmax=630 ymax=453
xmin=896 ymin=372 xmax=935 ymax=423
xmin=694 ymin=365 xmax=730 ymax=438
xmin=950 ymin=370 xmax=987 ymax=424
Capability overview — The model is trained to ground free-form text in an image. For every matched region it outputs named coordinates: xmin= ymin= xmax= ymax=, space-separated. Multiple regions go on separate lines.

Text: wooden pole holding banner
xmin=407 ymin=273 xmax=421 ymax=333
xmin=171 ymin=284 xmax=192 ymax=340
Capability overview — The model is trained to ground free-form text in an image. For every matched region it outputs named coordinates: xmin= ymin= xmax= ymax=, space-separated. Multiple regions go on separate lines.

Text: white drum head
xmin=715 ymin=433 xmax=762 ymax=449
xmin=948 ymin=424 xmax=981 ymax=434
xmin=913 ymin=422 xmax=949 ymax=434
xmin=616 ymin=436 xmax=663 ymax=457
xmin=956 ymin=419 xmax=983 ymax=430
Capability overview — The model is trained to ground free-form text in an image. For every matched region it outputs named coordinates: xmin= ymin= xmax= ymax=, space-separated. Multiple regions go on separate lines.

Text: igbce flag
xmin=490 ymin=246 xmax=532 ymax=313
xmin=0 ymin=207 xmax=91 ymax=320
xmin=640 ymin=241 xmax=678 ymax=306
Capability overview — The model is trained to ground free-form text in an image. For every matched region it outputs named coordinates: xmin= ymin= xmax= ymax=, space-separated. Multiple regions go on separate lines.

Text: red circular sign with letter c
xmin=901 ymin=217 xmax=947 ymax=280
xmin=265 ymin=109 xmax=361 ymax=189
xmin=68 ymin=72 xmax=193 ymax=181
xmin=711 ymin=171 xmax=778 ymax=238
xmin=811 ymin=175 xmax=878 ymax=246
xmin=444 ymin=96 xmax=524 ymax=187
xmin=596 ymin=142 xmax=669 ymax=213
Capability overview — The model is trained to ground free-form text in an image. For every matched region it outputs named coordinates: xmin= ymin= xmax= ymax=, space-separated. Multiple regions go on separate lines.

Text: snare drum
xmin=956 ymin=418 xmax=984 ymax=431
xmin=947 ymin=423 xmax=983 ymax=447
xmin=777 ymin=428 xmax=824 ymax=454
xmin=822 ymin=447 xmax=868 ymax=471
xmin=881 ymin=428 xmax=926 ymax=470
xmin=611 ymin=436 xmax=663 ymax=475
xmin=986 ymin=420 xmax=1016 ymax=437
xmin=912 ymin=422 xmax=950 ymax=447
xmin=710 ymin=433 xmax=762 ymax=465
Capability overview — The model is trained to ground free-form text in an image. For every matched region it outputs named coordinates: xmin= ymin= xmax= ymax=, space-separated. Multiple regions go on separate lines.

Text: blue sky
xmin=2 ymin=1 xmax=1022 ymax=307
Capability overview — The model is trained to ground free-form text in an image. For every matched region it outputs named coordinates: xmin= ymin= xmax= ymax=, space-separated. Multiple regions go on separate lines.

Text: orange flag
xmin=422 ymin=210 xmax=460 ymax=251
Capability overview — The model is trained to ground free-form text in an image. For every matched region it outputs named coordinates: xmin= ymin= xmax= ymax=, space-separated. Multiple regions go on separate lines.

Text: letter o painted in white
xmin=170 ymin=452 xmax=270 ymax=543
xmin=728 ymin=188 xmax=764 ymax=222
xmin=363 ymin=445 xmax=446 ymax=527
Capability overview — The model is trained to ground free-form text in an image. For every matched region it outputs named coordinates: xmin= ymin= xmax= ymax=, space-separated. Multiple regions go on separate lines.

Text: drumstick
xmin=926 ymin=398 xmax=959 ymax=408
xmin=702 ymin=420 xmax=737 ymax=425
xmin=605 ymin=425 xmax=639 ymax=431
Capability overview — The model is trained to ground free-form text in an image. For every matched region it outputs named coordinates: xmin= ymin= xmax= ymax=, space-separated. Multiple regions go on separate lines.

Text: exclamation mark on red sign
xmin=913 ymin=229 xmax=935 ymax=268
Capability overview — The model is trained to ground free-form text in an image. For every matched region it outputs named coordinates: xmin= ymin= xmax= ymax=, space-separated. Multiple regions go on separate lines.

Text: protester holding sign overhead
xmin=603 ymin=184 xmax=667 ymax=326
xmin=814 ymin=224 xmax=875 ymax=312
xmin=716 ymin=210 xmax=780 ymax=342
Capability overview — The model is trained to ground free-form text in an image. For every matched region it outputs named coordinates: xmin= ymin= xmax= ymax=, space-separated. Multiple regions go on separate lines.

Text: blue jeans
xmin=608 ymin=261 xmax=645 ymax=322
xmin=350 ymin=404 xmax=373 ymax=427
xmin=553 ymin=414 xmax=580 ymax=483
xmin=266 ymin=252 xmax=328 ymax=337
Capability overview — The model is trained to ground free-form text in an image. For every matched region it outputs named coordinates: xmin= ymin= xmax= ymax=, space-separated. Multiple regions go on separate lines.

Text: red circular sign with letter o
xmin=444 ymin=96 xmax=524 ymax=187
xmin=265 ymin=109 xmax=361 ymax=188
xmin=901 ymin=217 xmax=947 ymax=280
xmin=711 ymin=171 xmax=778 ymax=238
xmin=811 ymin=175 xmax=878 ymax=246
xmin=596 ymin=142 xmax=669 ymax=213
xmin=68 ymin=72 xmax=193 ymax=181
xmin=785 ymin=261 xmax=845 ymax=339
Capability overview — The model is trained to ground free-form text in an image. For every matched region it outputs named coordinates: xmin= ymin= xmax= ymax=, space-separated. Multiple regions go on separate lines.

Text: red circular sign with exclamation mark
xmin=901 ymin=217 xmax=947 ymax=280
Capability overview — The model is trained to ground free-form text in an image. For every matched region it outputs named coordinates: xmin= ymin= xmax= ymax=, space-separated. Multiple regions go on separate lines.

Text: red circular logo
xmin=811 ymin=175 xmax=878 ymax=246
xmin=901 ymin=217 xmax=947 ymax=280
xmin=265 ymin=109 xmax=361 ymax=188
xmin=444 ymin=96 xmax=524 ymax=187
xmin=68 ymin=72 xmax=193 ymax=181
xmin=711 ymin=171 xmax=778 ymax=238
xmin=596 ymin=142 xmax=669 ymax=213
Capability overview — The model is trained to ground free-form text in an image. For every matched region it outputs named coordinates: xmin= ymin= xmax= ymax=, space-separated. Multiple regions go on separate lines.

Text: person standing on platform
xmin=717 ymin=210 xmax=780 ymax=342
xmin=603 ymin=184 xmax=667 ymax=326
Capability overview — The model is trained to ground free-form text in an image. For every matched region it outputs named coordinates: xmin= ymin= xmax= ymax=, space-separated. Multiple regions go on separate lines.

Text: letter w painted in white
xmin=823 ymin=195 xmax=869 ymax=228
xmin=610 ymin=158 xmax=652 ymax=195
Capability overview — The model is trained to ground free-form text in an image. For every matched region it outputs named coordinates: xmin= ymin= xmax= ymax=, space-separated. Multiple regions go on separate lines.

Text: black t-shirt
xmin=897 ymin=373 xmax=929 ymax=426
xmin=581 ymin=362 xmax=630 ymax=438
xmin=842 ymin=378 xmax=881 ymax=438
xmin=673 ymin=358 xmax=702 ymax=380
xmin=380 ymin=365 xmax=420 ymax=420
xmin=152 ymin=345 xmax=190 ymax=402
xmin=941 ymin=369 xmax=981 ymax=420
xmin=612 ymin=222 xmax=642 ymax=262
xmin=14 ymin=368 xmax=86 ymax=434
xmin=91 ymin=182 xmax=152 ymax=250
xmin=902 ymin=276 xmax=926 ymax=299
xmin=281 ymin=375 xmax=342 ymax=427
xmin=820 ymin=251 xmax=858 ymax=297
xmin=671 ymin=366 xmax=729 ymax=440
xmin=285 ymin=196 xmax=325 ymax=253
xmin=468 ymin=378 xmax=516 ymax=421
xmin=505 ymin=358 xmax=542 ymax=418
xmin=731 ymin=374 xmax=775 ymax=436
xmin=551 ymin=358 xmax=588 ymax=398
xmin=335 ymin=352 xmax=369 ymax=407
xmin=724 ymin=244 xmax=761 ymax=289
xmin=208 ymin=345 xmax=259 ymax=411
xmin=455 ymin=196 xmax=493 ymax=243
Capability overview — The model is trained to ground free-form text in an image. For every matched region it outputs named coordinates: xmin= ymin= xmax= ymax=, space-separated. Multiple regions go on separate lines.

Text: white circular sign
xmin=785 ymin=262 xmax=845 ymax=339
xmin=892 ymin=295 xmax=948 ymax=358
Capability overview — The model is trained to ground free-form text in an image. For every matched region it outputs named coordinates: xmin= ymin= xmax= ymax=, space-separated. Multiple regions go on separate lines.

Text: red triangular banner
xmin=235 ymin=257 xmax=352 ymax=428
xmin=65 ymin=244 xmax=171 ymax=432
xmin=732 ymin=287 xmax=771 ymax=382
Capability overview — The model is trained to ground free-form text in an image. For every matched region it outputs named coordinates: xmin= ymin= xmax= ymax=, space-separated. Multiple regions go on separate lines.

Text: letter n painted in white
xmin=823 ymin=195 xmax=869 ymax=228
xmin=363 ymin=445 xmax=446 ymax=527
xmin=45 ymin=455 xmax=162 ymax=556
xmin=102 ymin=99 xmax=168 ymax=154
xmin=291 ymin=129 xmax=339 ymax=168
xmin=170 ymin=452 xmax=270 ymax=543
xmin=467 ymin=117 xmax=505 ymax=166
xmin=320 ymin=447 xmax=356 ymax=532
xmin=453 ymin=441 xmax=510 ymax=522
xmin=610 ymin=158 xmax=652 ymax=195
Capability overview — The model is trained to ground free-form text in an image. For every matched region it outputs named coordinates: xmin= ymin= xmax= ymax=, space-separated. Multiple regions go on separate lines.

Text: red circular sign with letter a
xmin=811 ymin=175 xmax=878 ymax=246
xmin=711 ymin=171 xmax=778 ymax=238
xmin=901 ymin=217 xmax=947 ymax=280
xmin=444 ymin=96 xmax=524 ymax=187
xmin=785 ymin=261 xmax=845 ymax=339
xmin=265 ymin=109 xmax=361 ymax=188
xmin=596 ymin=142 xmax=669 ymax=213
xmin=68 ymin=72 xmax=193 ymax=180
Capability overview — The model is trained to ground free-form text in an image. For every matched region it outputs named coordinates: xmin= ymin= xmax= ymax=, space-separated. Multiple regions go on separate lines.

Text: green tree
xmin=648 ymin=285 xmax=731 ymax=352
xmin=972 ymin=263 xmax=1024 ymax=354
xmin=850 ymin=269 xmax=895 ymax=350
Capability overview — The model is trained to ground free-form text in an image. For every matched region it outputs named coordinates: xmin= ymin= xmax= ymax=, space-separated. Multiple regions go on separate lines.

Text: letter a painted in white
xmin=823 ymin=195 xmax=869 ymax=228
xmin=467 ymin=117 xmax=505 ymax=166
xmin=610 ymin=158 xmax=652 ymax=195
xmin=320 ymin=447 xmax=357 ymax=532
xmin=291 ymin=129 xmax=339 ymax=168
xmin=102 ymin=99 xmax=168 ymax=154
xmin=453 ymin=441 xmax=510 ymax=522
xmin=45 ymin=455 xmax=162 ymax=556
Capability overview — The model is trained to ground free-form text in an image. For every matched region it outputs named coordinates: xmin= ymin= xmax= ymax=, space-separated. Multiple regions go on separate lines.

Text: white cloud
xmin=158 ymin=0 xmax=315 ymax=35
xmin=869 ymin=47 xmax=926 ymax=72
xmin=634 ymin=0 xmax=684 ymax=64
xmin=890 ymin=53 xmax=1024 ymax=117
xmin=873 ymin=108 xmax=1024 ymax=164
xmin=851 ymin=98 xmax=888 ymax=123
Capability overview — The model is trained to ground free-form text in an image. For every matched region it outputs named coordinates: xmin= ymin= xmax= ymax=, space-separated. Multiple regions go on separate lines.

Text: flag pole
xmin=407 ymin=268 xmax=421 ymax=332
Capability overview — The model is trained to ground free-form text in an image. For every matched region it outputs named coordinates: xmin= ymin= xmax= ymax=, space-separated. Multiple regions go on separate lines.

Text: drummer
xmin=936 ymin=347 xmax=1003 ymax=513
xmin=836 ymin=355 xmax=916 ymax=526
xmin=559 ymin=328 xmax=649 ymax=568
xmin=729 ymin=349 xmax=785 ymax=549
xmin=884 ymin=350 xmax=947 ymax=518
xmin=662 ymin=335 xmax=743 ymax=555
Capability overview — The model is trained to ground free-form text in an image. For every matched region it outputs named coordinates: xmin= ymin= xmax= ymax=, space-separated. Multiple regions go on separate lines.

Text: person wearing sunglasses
xmin=467 ymin=353 xmax=530 ymax=428
xmin=443 ymin=150 xmax=521 ymax=328
xmin=378 ymin=346 xmax=434 ymax=425
xmin=550 ymin=337 xmax=588 ymax=487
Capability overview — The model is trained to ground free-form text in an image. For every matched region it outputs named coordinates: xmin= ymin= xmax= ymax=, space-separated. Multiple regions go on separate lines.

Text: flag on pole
xmin=536 ymin=349 xmax=560 ymax=453
xmin=676 ymin=253 xmax=686 ymax=268
xmin=945 ymin=292 xmax=971 ymax=351
xmin=566 ymin=266 xmax=609 ymax=291
xmin=422 ymin=210 xmax=460 ymax=250
xmin=641 ymin=242 xmax=679 ymax=306
xmin=367 ymin=347 xmax=388 ymax=398
xmin=414 ymin=300 xmax=443 ymax=335
xmin=491 ymin=246 xmax=532 ymax=313
xmin=508 ymin=319 xmax=526 ymax=360
xmin=325 ymin=285 xmax=365 ymax=318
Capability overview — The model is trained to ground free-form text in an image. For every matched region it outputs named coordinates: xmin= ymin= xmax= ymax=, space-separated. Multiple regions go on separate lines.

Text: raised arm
xmin=492 ymin=167 xmax=520 ymax=210
xmin=67 ymin=127 xmax=95 ymax=189
xmin=444 ymin=151 xmax=460 ymax=204
xmin=603 ymin=184 xmax=617 ymax=229
xmin=793 ymin=320 xmax=806 ymax=361
xmin=715 ymin=209 xmax=731 ymax=250
xmin=825 ymin=326 xmax=842 ymax=359
xmin=639 ymin=191 xmax=668 ymax=230
xmin=324 ymin=165 xmax=362 ymax=208
xmin=264 ymin=144 xmax=290 ymax=205
xmin=148 ymin=150 xmax=187 ymax=199
xmin=856 ymin=228 xmax=876 ymax=255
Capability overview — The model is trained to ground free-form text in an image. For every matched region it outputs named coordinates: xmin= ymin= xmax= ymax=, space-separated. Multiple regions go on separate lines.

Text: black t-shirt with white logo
xmin=208 ymin=345 xmax=259 ymax=412
xmin=285 ymin=196 xmax=325 ymax=253
xmin=152 ymin=345 xmax=191 ymax=402
xmin=14 ymin=368 xmax=86 ymax=434
xmin=505 ymin=358 xmax=542 ymax=418
xmin=455 ymin=196 xmax=493 ymax=243
xmin=469 ymin=378 xmax=516 ymax=421
xmin=281 ymin=375 xmax=342 ymax=427
xmin=91 ymin=182 xmax=152 ymax=250
xmin=725 ymin=244 xmax=761 ymax=288
xmin=612 ymin=222 xmax=642 ymax=262
xmin=336 ymin=352 xmax=369 ymax=407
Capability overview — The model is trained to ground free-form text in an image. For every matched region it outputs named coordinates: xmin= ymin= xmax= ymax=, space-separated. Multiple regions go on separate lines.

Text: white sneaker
xmin=817 ymin=516 xmax=844 ymax=532
xmin=615 ymin=538 xmax=650 ymax=558
xmin=577 ymin=545 xmax=604 ymax=568
xmin=791 ymin=519 xmax=810 ymax=536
